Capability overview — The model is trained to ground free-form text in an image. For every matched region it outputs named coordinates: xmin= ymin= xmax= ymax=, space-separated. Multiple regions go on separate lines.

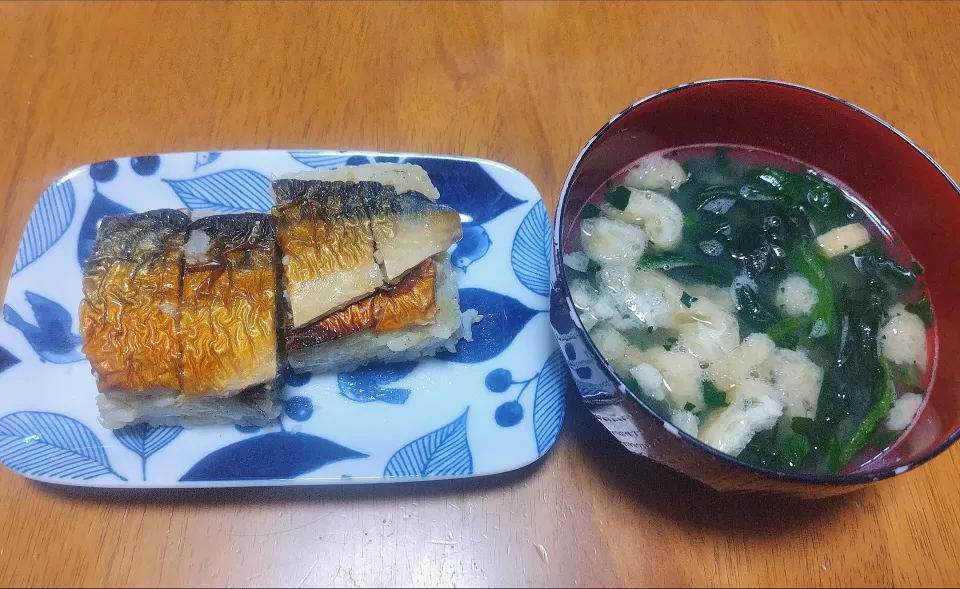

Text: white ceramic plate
xmin=0 ymin=150 xmax=563 ymax=488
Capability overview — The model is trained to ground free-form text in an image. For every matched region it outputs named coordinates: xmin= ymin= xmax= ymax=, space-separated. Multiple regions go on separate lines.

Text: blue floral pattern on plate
xmin=0 ymin=150 xmax=562 ymax=488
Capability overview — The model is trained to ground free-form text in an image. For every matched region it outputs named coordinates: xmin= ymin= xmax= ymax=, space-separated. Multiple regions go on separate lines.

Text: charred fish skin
xmin=284 ymin=257 xmax=438 ymax=350
xmin=373 ymin=258 xmax=437 ymax=332
xmin=284 ymin=296 xmax=377 ymax=350
xmin=180 ymin=213 xmax=279 ymax=397
xmin=359 ymin=181 xmax=462 ymax=283
xmin=271 ymin=180 xmax=384 ymax=328
xmin=79 ymin=209 xmax=190 ymax=394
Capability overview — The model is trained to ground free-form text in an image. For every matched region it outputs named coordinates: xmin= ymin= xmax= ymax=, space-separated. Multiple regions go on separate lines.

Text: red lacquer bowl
xmin=550 ymin=79 xmax=960 ymax=497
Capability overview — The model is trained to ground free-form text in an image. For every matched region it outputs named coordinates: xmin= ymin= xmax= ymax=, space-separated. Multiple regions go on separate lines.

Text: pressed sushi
xmin=82 ymin=211 xmax=282 ymax=429
xmin=79 ymin=162 xmax=479 ymax=428
xmin=79 ymin=210 xmax=190 ymax=397
xmin=178 ymin=212 xmax=281 ymax=406
xmin=271 ymin=164 xmax=473 ymax=374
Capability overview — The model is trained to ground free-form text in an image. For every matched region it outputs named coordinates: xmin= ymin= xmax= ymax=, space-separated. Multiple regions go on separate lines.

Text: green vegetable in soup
xmin=638 ymin=248 xmax=734 ymax=286
xmin=795 ymin=244 xmax=836 ymax=340
xmin=853 ymin=243 xmax=917 ymax=302
xmin=813 ymin=287 xmax=885 ymax=468
xmin=906 ymin=292 xmax=934 ymax=328
xmin=733 ymin=281 xmax=778 ymax=333
xmin=604 ymin=186 xmax=631 ymax=210
xmin=702 ymin=381 xmax=729 ymax=408
xmin=791 ymin=417 xmax=815 ymax=437
xmin=739 ymin=167 xmax=800 ymax=202
xmin=869 ymin=429 xmax=901 ymax=448
xmin=892 ymin=362 xmax=921 ymax=392
xmin=581 ymin=204 xmax=602 ymax=219
xmin=825 ymin=357 xmax=896 ymax=473
xmin=767 ymin=315 xmax=813 ymax=349
xmin=739 ymin=428 xmax=811 ymax=472
xmin=635 ymin=252 xmax=698 ymax=272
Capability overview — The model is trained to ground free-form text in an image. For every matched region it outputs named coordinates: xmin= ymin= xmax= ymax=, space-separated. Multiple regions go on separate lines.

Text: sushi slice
xmin=285 ymin=252 xmax=478 ymax=374
xmin=85 ymin=211 xmax=283 ymax=428
xmin=273 ymin=164 xmax=475 ymax=374
xmin=178 ymin=213 xmax=282 ymax=414
xmin=272 ymin=179 xmax=384 ymax=328
xmin=79 ymin=210 xmax=190 ymax=398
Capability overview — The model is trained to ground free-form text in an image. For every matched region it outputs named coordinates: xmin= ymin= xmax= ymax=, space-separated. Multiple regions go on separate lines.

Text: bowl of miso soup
xmin=550 ymin=79 xmax=960 ymax=497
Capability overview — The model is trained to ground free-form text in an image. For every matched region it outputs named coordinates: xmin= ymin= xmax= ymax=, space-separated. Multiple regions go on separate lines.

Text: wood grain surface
xmin=2 ymin=1 xmax=960 ymax=587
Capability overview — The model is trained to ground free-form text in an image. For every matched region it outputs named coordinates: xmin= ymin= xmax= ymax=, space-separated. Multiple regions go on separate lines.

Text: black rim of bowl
xmin=554 ymin=77 xmax=960 ymax=487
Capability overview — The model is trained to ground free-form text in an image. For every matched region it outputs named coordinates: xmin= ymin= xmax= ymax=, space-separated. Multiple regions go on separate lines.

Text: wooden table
xmin=2 ymin=1 xmax=959 ymax=586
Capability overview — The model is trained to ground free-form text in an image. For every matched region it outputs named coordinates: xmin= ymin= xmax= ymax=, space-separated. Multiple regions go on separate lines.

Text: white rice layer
xmin=97 ymin=386 xmax=281 ymax=430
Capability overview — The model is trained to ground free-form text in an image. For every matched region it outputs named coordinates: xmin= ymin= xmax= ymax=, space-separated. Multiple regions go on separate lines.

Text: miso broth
xmin=564 ymin=145 xmax=933 ymax=474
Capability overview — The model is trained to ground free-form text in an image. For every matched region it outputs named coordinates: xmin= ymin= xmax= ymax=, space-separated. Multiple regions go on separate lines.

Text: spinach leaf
xmin=672 ymin=179 xmax=709 ymax=211
xmin=581 ymin=204 xmax=602 ymax=218
xmin=668 ymin=265 xmax=736 ymax=288
xmin=635 ymin=252 xmax=698 ymax=272
xmin=739 ymin=429 xmax=810 ymax=472
xmin=640 ymin=245 xmax=734 ymax=286
xmin=869 ymin=428 xmax=901 ymax=448
xmin=802 ymin=174 xmax=859 ymax=231
xmin=854 ymin=244 xmax=916 ymax=301
xmin=683 ymin=402 xmax=697 ymax=412
xmin=791 ymin=417 xmax=815 ymax=437
xmin=892 ymin=362 xmax=921 ymax=391
xmin=795 ymin=244 xmax=836 ymax=340
xmin=780 ymin=433 xmax=811 ymax=471
xmin=729 ymin=237 xmax=786 ymax=278
xmin=733 ymin=281 xmax=778 ymax=332
xmin=739 ymin=428 xmax=780 ymax=469
xmin=767 ymin=315 xmax=812 ymax=349
xmin=826 ymin=357 xmax=896 ymax=473
xmin=739 ymin=167 xmax=803 ymax=203
xmin=738 ymin=168 xmax=857 ymax=234
xmin=702 ymin=381 xmax=729 ymax=408
xmin=680 ymin=291 xmax=698 ymax=308
xmin=906 ymin=292 xmax=934 ymax=328
xmin=813 ymin=288 xmax=885 ymax=466
xmin=605 ymin=186 xmax=631 ymax=210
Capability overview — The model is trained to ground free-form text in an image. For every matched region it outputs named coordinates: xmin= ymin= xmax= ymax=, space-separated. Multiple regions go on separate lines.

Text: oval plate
xmin=0 ymin=150 xmax=562 ymax=488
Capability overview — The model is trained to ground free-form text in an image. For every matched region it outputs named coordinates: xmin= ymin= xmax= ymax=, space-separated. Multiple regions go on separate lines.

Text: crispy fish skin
xmin=272 ymin=180 xmax=384 ymax=328
xmin=374 ymin=258 xmax=436 ymax=332
xmin=285 ymin=297 xmax=377 ymax=350
xmin=179 ymin=213 xmax=278 ymax=397
xmin=285 ymin=258 xmax=437 ymax=350
xmin=79 ymin=210 xmax=190 ymax=394
xmin=359 ymin=182 xmax=462 ymax=283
